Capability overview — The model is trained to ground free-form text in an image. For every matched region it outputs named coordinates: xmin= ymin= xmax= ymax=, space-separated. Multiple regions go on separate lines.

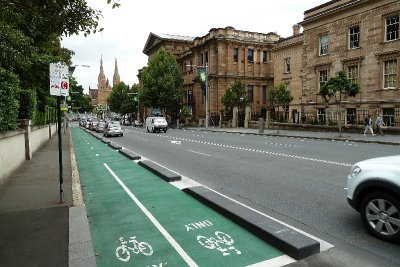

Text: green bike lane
xmin=72 ymin=127 xmax=291 ymax=266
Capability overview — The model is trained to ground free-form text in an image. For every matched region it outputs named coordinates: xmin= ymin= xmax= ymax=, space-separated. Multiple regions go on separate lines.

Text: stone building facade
xmin=142 ymin=27 xmax=279 ymax=124
xmin=141 ymin=0 xmax=399 ymax=126
xmin=298 ymin=0 xmax=400 ymax=126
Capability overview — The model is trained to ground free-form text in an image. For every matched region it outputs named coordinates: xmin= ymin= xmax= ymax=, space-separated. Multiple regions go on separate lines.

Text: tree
xmin=68 ymin=77 xmax=92 ymax=113
xmin=141 ymin=48 xmax=184 ymax=118
xmin=0 ymin=0 xmax=119 ymax=129
xmin=320 ymin=70 xmax=360 ymax=136
xmin=221 ymin=80 xmax=247 ymax=112
xmin=269 ymin=83 xmax=293 ymax=121
xmin=107 ymin=83 xmax=139 ymax=119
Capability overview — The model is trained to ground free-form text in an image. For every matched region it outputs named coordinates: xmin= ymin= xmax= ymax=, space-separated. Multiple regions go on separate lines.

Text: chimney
xmin=292 ymin=24 xmax=301 ymax=36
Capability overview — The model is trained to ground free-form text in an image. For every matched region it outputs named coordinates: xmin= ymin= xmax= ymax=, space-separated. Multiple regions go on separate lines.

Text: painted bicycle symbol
xmin=115 ymin=236 xmax=153 ymax=262
xmin=197 ymin=231 xmax=241 ymax=256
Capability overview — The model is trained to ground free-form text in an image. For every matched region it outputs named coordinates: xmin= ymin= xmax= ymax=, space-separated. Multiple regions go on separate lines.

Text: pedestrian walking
xmin=375 ymin=114 xmax=385 ymax=136
xmin=364 ymin=115 xmax=376 ymax=136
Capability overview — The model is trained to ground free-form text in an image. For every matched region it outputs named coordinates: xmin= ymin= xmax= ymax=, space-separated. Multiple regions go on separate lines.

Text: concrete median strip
xmin=138 ymin=160 xmax=181 ymax=182
xmin=108 ymin=142 xmax=122 ymax=150
xmin=183 ymin=186 xmax=320 ymax=260
xmin=119 ymin=148 xmax=141 ymax=160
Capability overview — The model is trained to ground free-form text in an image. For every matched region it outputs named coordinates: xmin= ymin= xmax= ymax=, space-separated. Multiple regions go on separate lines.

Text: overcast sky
xmin=61 ymin=0 xmax=327 ymax=93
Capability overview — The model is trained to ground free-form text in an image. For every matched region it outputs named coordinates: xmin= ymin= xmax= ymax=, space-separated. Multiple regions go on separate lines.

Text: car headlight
xmin=349 ymin=165 xmax=362 ymax=178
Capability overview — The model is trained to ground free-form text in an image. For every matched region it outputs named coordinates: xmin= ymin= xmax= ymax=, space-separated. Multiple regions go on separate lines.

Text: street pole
xmin=57 ymin=95 xmax=64 ymax=203
xmin=205 ymin=64 xmax=209 ymax=129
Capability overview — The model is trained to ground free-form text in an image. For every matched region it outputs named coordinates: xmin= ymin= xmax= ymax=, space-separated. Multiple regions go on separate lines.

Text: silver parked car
xmin=95 ymin=121 xmax=106 ymax=133
xmin=347 ymin=155 xmax=400 ymax=242
xmin=103 ymin=121 xmax=123 ymax=137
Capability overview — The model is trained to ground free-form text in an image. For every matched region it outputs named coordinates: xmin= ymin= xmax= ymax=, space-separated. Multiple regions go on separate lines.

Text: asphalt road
xmin=113 ymin=126 xmax=399 ymax=266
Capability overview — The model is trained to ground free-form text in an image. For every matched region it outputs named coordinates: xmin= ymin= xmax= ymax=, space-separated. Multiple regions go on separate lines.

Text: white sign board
xmin=50 ymin=62 xmax=69 ymax=96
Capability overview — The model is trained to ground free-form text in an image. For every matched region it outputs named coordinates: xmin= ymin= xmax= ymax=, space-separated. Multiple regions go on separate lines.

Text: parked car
xmin=145 ymin=117 xmax=168 ymax=133
xmin=89 ymin=120 xmax=98 ymax=131
xmin=347 ymin=155 xmax=400 ymax=242
xmin=133 ymin=120 xmax=143 ymax=127
xmin=95 ymin=121 xmax=106 ymax=133
xmin=103 ymin=121 xmax=123 ymax=137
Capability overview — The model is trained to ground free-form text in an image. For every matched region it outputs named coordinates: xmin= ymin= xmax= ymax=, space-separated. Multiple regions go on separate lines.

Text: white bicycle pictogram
xmin=115 ymin=236 xmax=153 ymax=262
xmin=197 ymin=231 xmax=241 ymax=256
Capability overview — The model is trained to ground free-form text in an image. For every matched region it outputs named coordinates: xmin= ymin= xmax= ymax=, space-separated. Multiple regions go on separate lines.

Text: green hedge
xmin=0 ymin=68 xmax=20 ymax=132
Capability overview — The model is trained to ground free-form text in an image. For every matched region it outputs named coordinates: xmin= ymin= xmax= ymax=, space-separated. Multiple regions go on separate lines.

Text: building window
xmin=247 ymin=85 xmax=254 ymax=102
xmin=262 ymin=85 xmax=267 ymax=103
xmin=347 ymin=65 xmax=359 ymax=84
xmin=383 ymin=59 xmax=397 ymax=89
xmin=349 ymin=25 xmax=360 ymax=49
xmin=319 ymin=69 xmax=328 ymax=89
xmin=205 ymin=51 xmax=209 ymax=64
xmin=201 ymin=53 xmax=204 ymax=66
xmin=347 ymin=108 xmax=356 ymax=124
xmin=319 ymin=34 xmax=329 ymax=56
xmin=284 ymin=58 xmax=291 ymax=73
xmin=233 ymin=48 xmax=238 ymax=62
xmin=262 ymin=51 xmax=269 ymax=63
xmin=385 ymin=14 xmax=399 ymax=42
xmin=247 ymin=49 xmax=254 ymax=62
xmin=382 ymin=108 xmax=395 ymax=126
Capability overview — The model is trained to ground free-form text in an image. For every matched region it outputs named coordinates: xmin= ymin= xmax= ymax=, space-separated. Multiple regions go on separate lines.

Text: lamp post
xmin=186 ymin=64 xmax=209 ymax=129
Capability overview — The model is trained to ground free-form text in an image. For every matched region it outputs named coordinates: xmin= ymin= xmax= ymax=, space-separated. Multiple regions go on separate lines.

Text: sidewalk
xmin=0 ymin=126 xmax=398 ymax=267
xmin=0 ymin=127 xmax=94 ymax=267
xmin=183 ymin=126 xmax=400 ymax=146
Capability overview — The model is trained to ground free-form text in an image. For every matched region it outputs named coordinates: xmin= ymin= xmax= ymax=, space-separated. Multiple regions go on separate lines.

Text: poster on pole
xmin=50 ymin=62 xmax=69 ymax=96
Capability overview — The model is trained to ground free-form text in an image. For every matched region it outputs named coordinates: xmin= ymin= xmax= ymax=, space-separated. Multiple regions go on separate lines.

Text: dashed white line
xmin=188 ymin=150 xmax=211 ymax=157
xmin=103 ymin=163 xmax=198 ymax=267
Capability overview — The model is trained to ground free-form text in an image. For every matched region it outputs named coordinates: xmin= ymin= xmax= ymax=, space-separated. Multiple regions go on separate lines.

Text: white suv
xmin=347 ymin=155 xmax=400 ymax=242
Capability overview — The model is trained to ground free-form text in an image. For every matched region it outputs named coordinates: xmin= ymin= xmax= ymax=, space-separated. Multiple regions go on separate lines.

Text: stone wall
xmin=0 ymin=121 xmax=57 ymax=183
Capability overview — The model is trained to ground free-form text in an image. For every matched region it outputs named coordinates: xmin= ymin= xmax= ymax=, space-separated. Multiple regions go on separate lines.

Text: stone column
xmin=219 ymin=112 xmax=222 ymax=128
xmin=20 ymin=119 xmax=32 ymax=160
xmin=232 ymin=107 xmax=238 ymax=128
xmin=244 ymin=106 xmax=251 ymax=128
xmin=266 ymin=110 xmax=270 ymax=129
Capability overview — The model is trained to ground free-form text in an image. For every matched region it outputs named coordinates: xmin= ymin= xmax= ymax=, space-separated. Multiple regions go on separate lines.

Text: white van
xmin=145 ymin=117 xmax=168 ymax=133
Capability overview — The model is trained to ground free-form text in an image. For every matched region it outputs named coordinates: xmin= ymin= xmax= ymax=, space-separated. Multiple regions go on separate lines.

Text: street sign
xmin=50 ymin=62 xmax=69 ymax=96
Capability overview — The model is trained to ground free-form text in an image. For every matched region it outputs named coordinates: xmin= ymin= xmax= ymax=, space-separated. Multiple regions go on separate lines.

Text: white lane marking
xmin=188 ymin=150 xmax=211 ymax=157
xmin=103 ymin=163 xmax=198 ymax=267
xmin=137 ymin=132 xmax=351 ymax=167
xmin=170 ymin=140 xmax=181 ymax=145
xmin=247 ymin=255 xmax=295 ymax=267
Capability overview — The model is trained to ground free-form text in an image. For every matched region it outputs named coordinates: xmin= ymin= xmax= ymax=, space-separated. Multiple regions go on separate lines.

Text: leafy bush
xmin=18 ymin=89 xmax=37 ymax=119
xmin=0 ymin=68 xmax=20 ymax=132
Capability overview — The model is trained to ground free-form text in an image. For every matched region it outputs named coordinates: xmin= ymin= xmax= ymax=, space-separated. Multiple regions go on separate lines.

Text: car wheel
xmin=360 ymin=191 xmax=400 ymax=242
xmin=146 ymin=127 xmax=149 ymax=133
xmin=151 ymin=127 xmax=154 ymax=133
xmin=163 ymin=129 xmax=167 ymax=133
xmin=121 ymin=133 xmax=123 ymax=137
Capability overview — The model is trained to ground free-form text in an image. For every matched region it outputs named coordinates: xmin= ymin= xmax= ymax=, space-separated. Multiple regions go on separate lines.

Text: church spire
xmin=98 ymin=55 xmax=106 ymax=87
xmin=113 ymin=58 xmax=121 ymax=87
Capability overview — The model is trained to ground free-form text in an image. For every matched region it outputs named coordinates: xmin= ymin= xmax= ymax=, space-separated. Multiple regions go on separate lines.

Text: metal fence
xmin=218 ymin=108 xmax=400 ymax=127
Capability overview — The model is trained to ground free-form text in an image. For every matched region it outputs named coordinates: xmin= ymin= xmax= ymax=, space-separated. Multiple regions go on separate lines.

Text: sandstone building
xmin=142 ymin=28 xmax=279 ymax=125
xmin=141 ymin=0 xmax=399 ymax=127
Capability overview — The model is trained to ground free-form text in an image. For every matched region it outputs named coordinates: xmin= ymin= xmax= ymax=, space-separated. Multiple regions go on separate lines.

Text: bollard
xmin=258 ymin=118 xmax=264 ymax=133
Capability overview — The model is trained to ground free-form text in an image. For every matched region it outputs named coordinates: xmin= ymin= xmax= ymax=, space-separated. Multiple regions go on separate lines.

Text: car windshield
xmin=154 ymin=119 xmax=165 ymax=123
xmin=110 ymin=122 xmax=120 ymax=127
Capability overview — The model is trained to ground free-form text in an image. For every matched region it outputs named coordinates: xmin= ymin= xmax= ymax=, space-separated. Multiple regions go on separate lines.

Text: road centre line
xmin=103 ymin=163 xmax=198 ymax=267
xmin=140 ymin=132 xmax=352 ymax=167
xmin=187 ymin=150 xmax=212 ymax=157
